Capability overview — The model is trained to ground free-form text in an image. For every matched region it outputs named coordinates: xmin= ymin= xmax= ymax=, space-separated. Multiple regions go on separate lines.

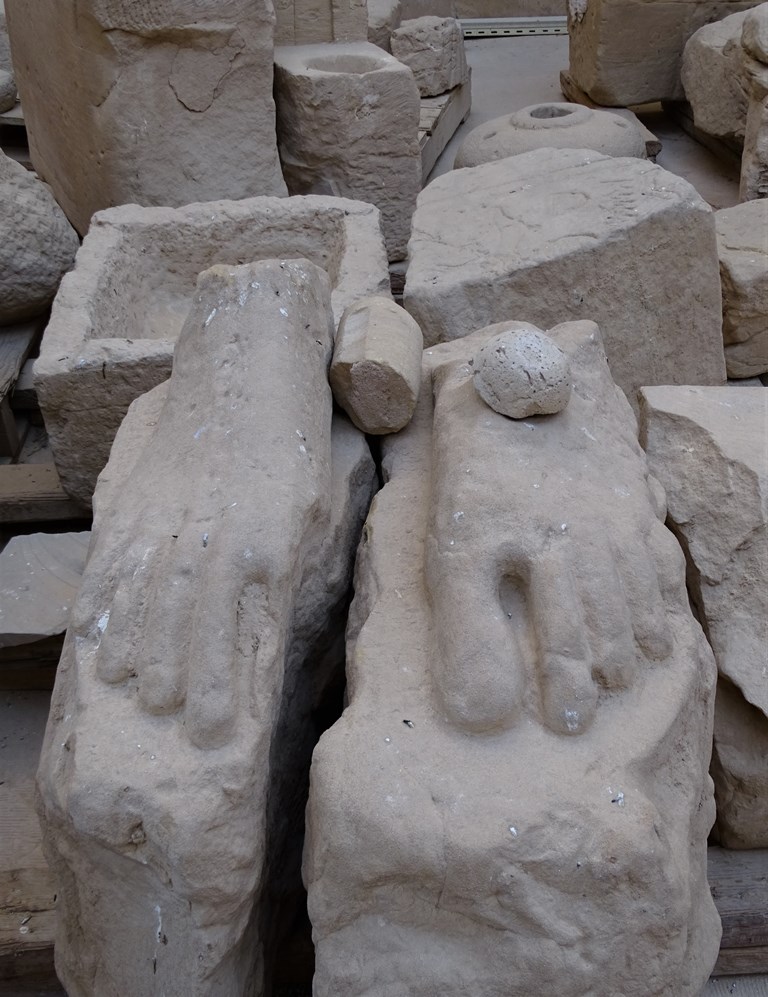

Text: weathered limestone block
xmin=306 ymin=320 xmax=720 ymax=997
xmin=368 ymin=0 xmax=402 ymax=50
xmin=741 ymin=6 xmax=768 ymax=199
xmin=275 ymin=0 xmax=369 ymax=45
xmin=454 ymin=102 xmax=647 ymax=168
xmin=4 ymin=0 xmax=286 ymax=236
xmin=390 ymin=16 xmax=467 ymax=96
xmin=404 ymin=149 xmax=726 ymax=408
xmin=330 ymin=296 xmax=423 ymax=433
xmin=37 ymin=259 xmax=376 ymax=997
xmin=34 ymin=195 xmax=389 ymax=508
xmin=0 ymin=532 xmax=89 ymax=647
xmin=682 ymin=11 xmax=751 ymax=144
xmin=716 ymin=200 xmax=768 ymax=376
xmin=274 ymin=42 xmax=421 ymax=261
xmin=639 ymin=385 xmax=768 ymax=849
xmin=567 ymin=0 xmax=760 ymax=106
xmin=0 ymin=151 xmax=79 ymax=325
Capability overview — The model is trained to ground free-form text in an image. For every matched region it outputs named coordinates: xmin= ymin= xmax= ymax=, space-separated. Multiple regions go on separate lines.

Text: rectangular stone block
xmin=34 ymin=195 xmax=390 ymax=507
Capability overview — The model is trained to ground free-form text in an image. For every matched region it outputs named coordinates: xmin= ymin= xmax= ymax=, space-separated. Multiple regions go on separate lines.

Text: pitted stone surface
xmin=390 ymin=16 xmax=467 ymax=96
xmin=472 ymin=324 xmax=571 ymax=418
xmin=455 ymin=102 xmax=646 ymax=168
xmin=0 ymin=68 xmax=15 ymax=111
xmin=274 ymin=42 xmax=421 ymax=261
xmin=404 ymin=148 xmax=726 ymax=409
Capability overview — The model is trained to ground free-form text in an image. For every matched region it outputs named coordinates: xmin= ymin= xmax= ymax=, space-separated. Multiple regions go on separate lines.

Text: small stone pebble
xmin=472 ymin=326 xmax=572 ymax=419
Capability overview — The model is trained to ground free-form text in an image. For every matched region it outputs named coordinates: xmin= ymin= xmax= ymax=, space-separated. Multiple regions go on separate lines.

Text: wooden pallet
xmin=0 ymin=320 xmax=45 ymax=460
xmin=710 ymin=846 xmax=768 ymax=977
xmin=420 ymin=74 xmax=472 ymax=182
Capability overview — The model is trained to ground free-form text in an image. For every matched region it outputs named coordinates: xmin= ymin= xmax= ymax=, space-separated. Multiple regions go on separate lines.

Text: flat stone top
xmin=274 ymin=40 xmax=405 ymax=74
xmin=716 ymin=198 xmax=768 ymax=254
xmin=409 ymin=149 xmax=710 ymax=280
xmin=640 ymin=385 xmax=767 ymax=480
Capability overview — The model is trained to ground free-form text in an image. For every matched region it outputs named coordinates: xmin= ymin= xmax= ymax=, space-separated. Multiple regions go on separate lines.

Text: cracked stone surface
xmin=5 ymin=0 xmax=287 ymax=234
xmin=306 ymin=320 xmax=720 ymax=997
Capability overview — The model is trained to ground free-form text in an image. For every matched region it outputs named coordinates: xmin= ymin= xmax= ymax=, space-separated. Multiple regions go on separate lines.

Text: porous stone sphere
xmin=472 ymin=326 xmax=572 ymax=418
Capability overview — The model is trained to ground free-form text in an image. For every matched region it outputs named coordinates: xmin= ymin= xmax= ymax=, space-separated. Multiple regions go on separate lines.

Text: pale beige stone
xmin=567 ymin=0 xmax=760 ymax=106
xmin=368 ymin=0 xmax=402 ymax=50
xmin=472 ymin=323 xmax=572 ymax=418
xmin=390 ymin=16 xmax=467 ymax=96
xmin=275 ymin=0 xmax=369 ymax=45
xmin=330 ymin=295 xmax=423 ymax=434
xmin=740 ymin=17 xmax=768 ymax=200
xmin=274 ymin=42 xmax=421 ymax=261
xmin=743 ymin=1 xmax=768 ymax=60
xmin=306 ymin=320 xmax=719 ymax=997
xmin=404 ymin=149 xmax=726 ymax=409
xmin=640 ymin=385 xmax=768 ymax=848
xmin=0 ymin=67 xmax=15 ymax=111
xmin=0 ymin=532 xmax=89 ymax=647
xmin=681 ymin=11 xmax=751 ymax=144
xmin=37 ymin=259 xmax=376 ymax=997
xmin=716 ymin=200 xmax=768 ymax=377
xmin=4 ymin=0 xmax=286 ymax=236
xmin=34 ymin=195 xmax=390 ymax=508
xmin=455 ymin=102 xmax=647 ymax=168
xmin=0 ymin=151 xmax=79 ymax=326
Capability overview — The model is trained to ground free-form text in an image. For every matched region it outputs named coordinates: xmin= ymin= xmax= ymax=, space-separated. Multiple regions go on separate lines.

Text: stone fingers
xmin=94 ymin=542 xmax=158 ymax=685
xmin=529 ymin=554 xmax=598 ymax=736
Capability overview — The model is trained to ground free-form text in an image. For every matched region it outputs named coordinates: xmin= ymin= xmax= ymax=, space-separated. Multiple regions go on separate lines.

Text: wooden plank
xmin=559 ymin=69 xmax=662 ymax=159
xmin=0 ymin=691 xmax=56 ymax=983
xmin=0 ymin=321 xmax=44 ymax=400
xmin=9 ymin=360 xmax=37 ymax=413
xmin=421 ymin=74 xmax=472 ymax=183
xmin=0 ymin=464 xmax=84 ymax=523
xmin=713 ymin=946 xmax=768 ymax=977
xmin=709 ymin=846 xmax=768 ymax=950
xmin=662 ymin=100 xmax=742 ymax=168
xmin=0 ymin=397 xmax=20 ymax=458
xmin=0 ymin=101 xmax=24 ymax=128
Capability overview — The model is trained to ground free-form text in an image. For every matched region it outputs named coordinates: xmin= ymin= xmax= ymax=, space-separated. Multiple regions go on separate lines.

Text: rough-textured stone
xmin=682 ymin=11 xmax=750 ymax=144
xmin=368 ymin=0 xmax=402 ymax=50
xmin=0 ymin=151 xmax=79 ymax=326
xmin=4 ymin=0 xmax=286 ymax=236
xmin=455 ymin=102 xmax=646 ymax=168
xmin=390 ymin=16 xmax=467 ymax=96
xmin=330 ymin=295 xmax=423 ymax=434
xmin=716 ymin=200 xmax=768 ymax=377
xmin=0 ymin=67 xmax=15 ymax=111
xmin=0 ymin=532 xmax=89 ymax=648
xmin=740 ymin=12 xmax=768 ymax=200
xmin=472 ymin=323 xmax=572 ymax=418
xmin=567 ymin=0 xmax=761 ymax=106
xmin=306 ymin=319 xmax=719 ymax=997
xmin=0 ymin=1 xmax=10 ymax=74
xmin=275 ymin=0 xmax=369 ymax=45
xmin=274 ymin=42 xmax=421 ymax=261
xmin=404 ymin=149 xmax=726 ymax=408
xmin=37 ymin=259 xmax=376 ymax=997
xmin=639 ymin=385 xmax=768 ymax=849
xmin=34 ymin=195 xmax=390 ymax=508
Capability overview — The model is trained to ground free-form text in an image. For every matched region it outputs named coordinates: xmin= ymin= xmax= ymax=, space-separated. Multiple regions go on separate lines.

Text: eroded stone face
xmin=716 ymin=200 xmax=768 ymax=377
xmin=274 ymin=42 xmax=421 ymax=261
xmin=37 ymin=259 xmax=376 ymax=997
xmin=567 ymin=0 xmax=760 ymax=105
xmin=640 ymin=385 xmax=768 ymax=849
xmin=390 ymin=16 xmax=467 ymax=96
xmin=0 ymin=151 xmax=79 ymax=325
xmin=306 ymin=320 xmax=720 ymax=997
xmin=404 ymin=149 xmax=726 ymax=409
xmin=275 ymin=0 xmax=369 ymax=45
xmin=34 ymin=195 xmax=390 ymax=508
xmin=5 ymin=0 xmax=287 ymax=235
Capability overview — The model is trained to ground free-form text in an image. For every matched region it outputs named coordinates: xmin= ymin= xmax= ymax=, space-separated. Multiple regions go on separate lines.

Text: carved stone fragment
xmin=306 ymin=320 xmax=719 ymax=996
xmin=37 ymin=259 xmax=376 ymax=996
xmin=390 ymin=16 xmax=468 ymax=96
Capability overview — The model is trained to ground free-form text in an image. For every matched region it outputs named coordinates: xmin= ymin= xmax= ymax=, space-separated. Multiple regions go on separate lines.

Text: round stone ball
xmin=454 ymin=102 xmax=647 ymax=169
xmin=473 ymin=326 xmax=572 ymax=419
xmin=0 ymin=70 xmax=17 ymax=113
